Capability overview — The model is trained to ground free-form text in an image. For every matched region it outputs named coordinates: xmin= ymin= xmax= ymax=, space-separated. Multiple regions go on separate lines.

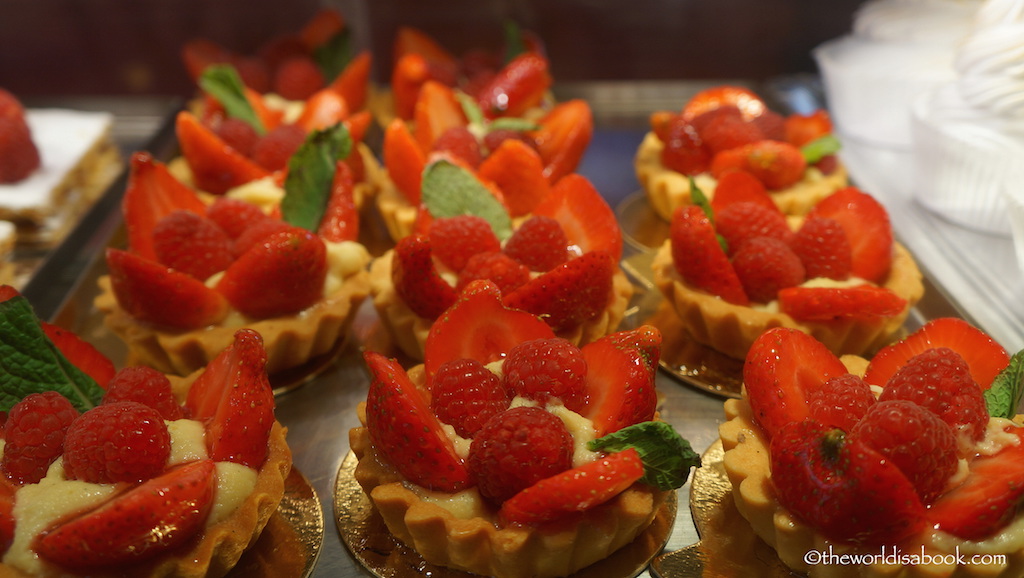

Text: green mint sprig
xmin=588 ymin=421 xmax=701 ymax=490
xmin=281 ymin=122 xmax=352 ymax=231
xmin=985 ymin=349 xmax=1024 ymax=419
xmin=421 ymin=159 xmax=513 ymax=240
xmin=689 ymin=177 xmax=729 ymax=254
xmin=314 ymin=27 xmax=354 ymax=85
xmin=801 ymin=134 xmax=841 ymax=164
xmin=198 ymin=64 xmax=266 ymax=135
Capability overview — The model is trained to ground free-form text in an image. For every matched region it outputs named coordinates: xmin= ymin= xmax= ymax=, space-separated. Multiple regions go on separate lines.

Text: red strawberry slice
xmin=176 ymin=110 xmax=270 ymax=195
xmin=383 ymin=118 xmax=426 ymax=205
xmin=530 ymin=99 xmax=593 ymax=184
xmin=205 ymin=196 xmax=270 ymax=240
xmin=476 ymin=52 xmax=552 ymax=119
xmin=743 ymin=327 xmax=849 ymax=439
xmin=317 ymin=160 xmax=359 ymax=242
xmin=106 ymin=248 xmax=229 ymax=330
xmin=778 ymin=285 xmax=907 ymax=321
xmin=709 ymin=140 xmax=807 ymax=191
xmin=391 ymin=234 xmax=458 ymax=320
xmin=503 ymin=251 xmax=614 ymax=332
xmin=928 ymin=426 xmax=1024 ymax=540
xmin=295 ymin=87 xmax=350 ymax=133
xmin=364 ymin=351 xmax=471 ymax=492
xmin=681 ymin=85 xmax=768 ymax=123
xmin=41 ymin=323 xmax=116 ymax=389
xmin=806 ymin=187 xmax=893 ymax=284
xmin=864 ymin=317 xmax=1010 ymax=390
xmin=424 ymin=279 xmax=554 ymax=381
xmin=478 ymin=138 xmax=550 ymax=218
xmin=413 ymin=80 xmax=467 ymax=154
xmin=216 ymin=228 xmax=327 ymax=319
xmin=186 ymin=329 xmax=274 ymax=467
xmin=580 ymin=326 xmax=661 ymax=436
xmin=0 ymin=479 xmax=13 ymax=552
xmin=499 ymin=448 xmax=644 ymax=525
xmin=36 ymin=459 xmax=216 ymax=569
xmin=669 ymin=205 xmax=749 ymax=306
xmin=328 ymin=50 xmax=372 ymax=112
xmin=531 ymin=173 xmax=622 ymax=262
xmin=709 ymin=169 xmax=774 ymax=215
xmin=121 ymin=152 xmax=207 ymax=261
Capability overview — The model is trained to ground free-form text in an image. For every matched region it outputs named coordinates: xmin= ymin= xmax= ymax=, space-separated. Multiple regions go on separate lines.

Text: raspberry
xmin=482 ymin=129 xmax=537 ymax=157
xmin=2 ymin=392 xmax=78 ymax=485
xmin=658 ymin=115 xmax=710 ymax=175
xmin=103 ymin=366 xmax=183 ymax=421
xmin=63 ymin=402 xmax=171 ymax=484
xmin=152 ymin=210 xmax=234 ymax=280
xmin=730 ymin=236 xmax=805 ymax=303
xmin=252 ymin=123 xmax=307 ymax=172
xmin=807 ymin=373 xmax=875 ymax=432
xmin=751 ymin=109 xmax=787 ymax=141
xmin=790 ymin=216 xmax=853 ymax=280
xmin=432 ymin=126 xmax=482 ymax=168
xmin=849 ymin=399 xmax=959 ymax=504
xmin=429 ymin=215 xmax=501 ymax=272
xmin=468 ymin=406 xmax=573 ymax=503
xmin=430 ymin=358 xmax=510 ymax=438
xmin=232 ymin=219 xmax=296 ymax=257
xmin=205 ymin=197 xmax=269 ymax=240
xmin=456 ymin=251 xmax=530 ymax=295
xmin=272 ymin=55 xmax=325 ymax=101
xmin=714 ymin=201 xmax=792 ymax=255
xmin=878 ymin=347 xmax=989 ymax=443
xmin=215 ymin=117 xmax=260 ymax=158
xmin=699 ymin=113 xmax=763 ymax=155
xmin=503 ymin=216 xmax=569 ymax=272
xmin=502 ymin=338 xmax=588 ymax=412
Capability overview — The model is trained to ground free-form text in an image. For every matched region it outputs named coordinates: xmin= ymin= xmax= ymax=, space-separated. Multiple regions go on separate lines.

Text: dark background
xmin=0 ymin=0 xmax=864 ymax=97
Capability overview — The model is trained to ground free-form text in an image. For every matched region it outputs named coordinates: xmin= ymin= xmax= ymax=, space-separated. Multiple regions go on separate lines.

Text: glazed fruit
xmin=0 ymin=89 xmax=41 ymax=183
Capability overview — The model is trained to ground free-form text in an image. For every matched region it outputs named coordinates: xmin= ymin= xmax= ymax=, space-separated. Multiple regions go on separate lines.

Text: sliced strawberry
xmin=503 ymin=251 xmax=614 ymax=332
xmin=298 ymin=7 xmax=345 ymax=51
xmin=364 ymin=351 xmax=471 ymax=492
xmin=668 ymin=205 xmax=749 ymax=306
xmin=205 ymin=197 xmax=269 ymax=240
xmin=478 ymin=138 xmax=550 ymax=218
xmin=328 ymin=50 xmax=372 ymax=112
xmin=784 ymin=110 xmax=833 ymax=147
xmin=121 ymin=152 xmax=207 ymax=261
xmin=295 ymin=87 xmax=350 ymax=132
xmin=176 ymin=110 xmax=270 ymax=195
xmin=383 ymin=118 xmax=426 ymax=205
xmin=709 ymin=140 xmax=807 ymax=190
xmin=709 ymin=169 xmax=774 ymax=215
xmin=681 ymin=85 xmax=768 ymax=122
xmin=499 ymin=448 xmax=644 ymax=525
xmin=392 ymin=26 xmax=458 ymax=71
xmin=106 ymin=248 xmax=229 ymax=330
xmin=392 ymin=234 xmax=457 ymax=320
xmin=41 ymin=323 xmax=116 ymax=389
xmin=391 ymin=52 xmax=433 ymax=122
xmin=423 ymin=280 xmax=554 ymax=381
xmin=778 ymin=285 xmax=907 ymax=321
xmin=580 ymin=326 xmax=661 ymax=436
xmin=744 ymin=327 xmax=849 ymax=439
xmin=806 ymin=187 xmax=893 ymax=284
xmin=181 ymin=38 xmax=232 ymax=81
xmin=476 ymin=52 xmax=552 ymax=119
xmin=413 ymin=80 xmax=467 ymax=154
xmin=531 ymin=173 xmax=622 ymax=262
xmin=186 ymin=328 xmax=274 ymax=467
xmin=36 ymin=460 xmax=216 ymax=569
xmin=216 ymin=228 xmax=327 ymax=319
xmin=0 ymin=479 xmax=13 ymax=553
xmin=864 ymin=317 xmax=1010 ymax=390
xmin=317 ymin=160 xmax=359 ymax=242
xmin=530 ymin=99 xmax=593 ymax=184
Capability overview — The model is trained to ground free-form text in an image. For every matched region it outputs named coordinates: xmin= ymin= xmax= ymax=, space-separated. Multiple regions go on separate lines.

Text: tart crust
xmin=651 ymin=239 xmax=924 ymax=360
xmin=634 ymin=131 xmax=850 ymax=221
xmin=368 ymin=250 xmax=635 ymax=360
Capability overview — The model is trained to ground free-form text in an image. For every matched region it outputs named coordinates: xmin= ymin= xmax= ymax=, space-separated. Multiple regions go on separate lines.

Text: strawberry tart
xmin=368 ymin=165 xmax=632 ymax=360
xmin=634 ymin=85 xmax=849 ymax=221
xmin=720 ymin=318 xmax=1024 ymax=577
xmin=651 ymin=183 xmax=923 ymax=360
xmin=0 ymin=288 xmax=292 ymax=578
xmin=94 ymin=145 xmax=371 ymax=377
xmin=350 ymin=280 xmax=699 ymax=578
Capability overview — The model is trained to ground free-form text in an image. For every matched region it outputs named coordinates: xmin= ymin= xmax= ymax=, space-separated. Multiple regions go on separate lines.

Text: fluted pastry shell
xmin=373 ymin=175 xmax=418 ymax=243
xmin=0 ymin=367 xmax=292 ymax=578
xmin=349 ymin=367 xmax=668 ymax=578
xmin=368 ymin=249 xmax=634 ymax=360
xmin=651 ymin=239 xmax=923 ymax=360
xmin=634 ymin=131 xmax=849 ymax=221
xmin=94 ymin=269 xmax=370 ymax=376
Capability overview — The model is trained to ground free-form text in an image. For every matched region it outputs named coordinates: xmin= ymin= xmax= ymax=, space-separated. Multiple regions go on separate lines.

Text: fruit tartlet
xmin=0 ymin=288 xmax=291 ymax=577
xmin=94 ymin=138 xmax=371 ymax=376
xmin=368 ymin=164 xmax=632 ymax=360
xmin=720 ymin=319 xmax=1024 ymax=577
xmin=651 ymin=182 xmax=923 ymax=359
xmin=350 ymin=280 xmax=699 ymax=578
xmin=635 ymin=85 xmax=849 ymax=221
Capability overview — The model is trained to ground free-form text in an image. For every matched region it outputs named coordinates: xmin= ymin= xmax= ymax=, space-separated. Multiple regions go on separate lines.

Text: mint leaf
xmin=503 ymin=21 xmax=527 ymax=63
xmin=488 ymin=117 xmax=540 ymax=133
xmin=281 ymin=123 xmax=352 ymax=231
xmin=0 ymin=296 xmax=104 ymax=413
xmin=199 ymin=64 xmax=266 ymax=134
xmin=588 ymin=421 xmax=701 ymax=490
xmin=985 ymin=349 xmax=1024 ymax=418
xmin=314 ymin=28 xmax=354 ymax=84
xmin=456 ymin=92 xmax=486 ymax=128
xmin=421 ymin=159 xmax=513 ymax=239
xmin=801 ymin=134 xmax=841 ymax=164
xmin=690 ymin=177 xmax=728 ymax=253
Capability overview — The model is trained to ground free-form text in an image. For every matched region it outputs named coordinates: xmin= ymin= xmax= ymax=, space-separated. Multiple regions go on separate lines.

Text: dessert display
xmin=368 ymin=164 xmax=632 ymax=360
xmin=911 ymin=0 xmax=1024 ymax=236
xmin=720 ymin=318 xmax=1024 ymax=576
xmin=634 ymin=85 xmax=848 ymax=221
xmin=0 ymin=287 xmax=292 ymax=577
xmin=651 ymin=183 xmax=924 ymax=360
xmin=350 ymin=280 xmax=699 ymax=578
xmin=815 ymin=0 xmax=981 ymax=149
xmin=93 ymin=137 xmax=371 ymax=376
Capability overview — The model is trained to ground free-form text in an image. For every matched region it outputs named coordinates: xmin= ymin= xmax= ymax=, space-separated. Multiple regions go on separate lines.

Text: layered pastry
xmin=351 ymin=281 xmax=698 ymax=578
xmin=94 ymin=148 xmax=371 ymax=376
xmin=369 ymin=164 xmax=631 ymax=360
xmin=634 ymin=85 xmax=848 ymax=221
xmin=651 ymin=184 xmax=923 ymax=360
xmin=0 ymin=289 xmax=291 ymax=577
xmin=912 ymin=0 xmax=1024 ymax=236
xmin=720 ymin=318 xmax=1024 ymax=577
